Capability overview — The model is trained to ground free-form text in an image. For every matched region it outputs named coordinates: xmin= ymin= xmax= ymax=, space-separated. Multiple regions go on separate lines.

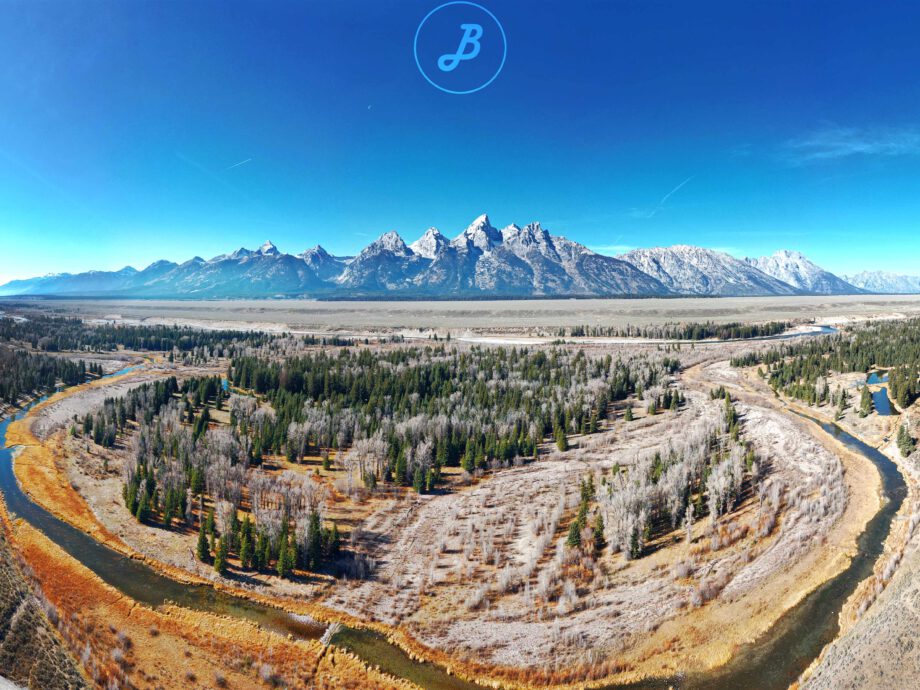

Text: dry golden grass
xmin=4 ymin=518 xmax=410 ymax=690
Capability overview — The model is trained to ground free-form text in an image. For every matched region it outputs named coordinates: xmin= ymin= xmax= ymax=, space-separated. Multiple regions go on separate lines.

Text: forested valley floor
xmin=0 ymin=310 xmax=916 ymax=689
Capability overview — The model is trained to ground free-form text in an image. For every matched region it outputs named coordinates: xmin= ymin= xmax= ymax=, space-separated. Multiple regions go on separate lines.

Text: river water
xmin=608 ymin=413 xmax=906 ymax=690
xmin=0 ymin=372 xmax=905 ymax=690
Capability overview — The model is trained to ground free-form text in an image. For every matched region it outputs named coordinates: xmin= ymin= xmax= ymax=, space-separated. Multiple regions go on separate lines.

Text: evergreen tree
xmin=135 ymin=491 xmax=150 ymax=522
xmin=593 ymin=512 xmax=605 ymax=553
xmin=859 ymin=386 xmax=874 ymax=417
xmin=196 ymin=521 xmax=210 ymax=562
xmin=240 ymin=532 xmax=252 ymax=569
xmin=214 ymin=536 xmax=228 ymax=575
xmin=555 ymin=426 xmax=568 ymax=452
xmin=566 ymin=521 xmax=581 ymax=548
xmin=277 ymin=537 xmax=293 ymax=578
xmin=395 ymin=450 xmax=408 ymax=486
xmin=261 ymin=534 xmax=272 ymax=571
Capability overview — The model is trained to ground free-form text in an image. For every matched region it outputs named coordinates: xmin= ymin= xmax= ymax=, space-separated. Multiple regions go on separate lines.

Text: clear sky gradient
xmin=3 ymin=0 xmax=920 ymax=283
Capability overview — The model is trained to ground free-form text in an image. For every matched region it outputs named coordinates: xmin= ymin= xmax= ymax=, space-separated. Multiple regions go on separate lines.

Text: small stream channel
xmin=0 ymin=367 xmax=906 ymax=690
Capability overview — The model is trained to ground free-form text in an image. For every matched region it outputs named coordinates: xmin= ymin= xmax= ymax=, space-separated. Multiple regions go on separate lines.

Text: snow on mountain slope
xmin=0 ymin=218 xmax=896 ymax=299
xmin=843 ymin=271 xmax=920 ymax=294
xmin=619 ymin=245 xmax=799 ymax=296
xmin=336 ymin=231 xmax=429 ymax=291
xmin=744 ymin=250 xmax=860 ymax=294
xmin=408 ymin=228 xmax=448 ymax=259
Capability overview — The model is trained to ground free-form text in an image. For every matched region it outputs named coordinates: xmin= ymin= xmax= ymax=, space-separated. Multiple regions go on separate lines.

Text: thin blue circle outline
xmin=413 ymin=1 xmax=507 ymax=95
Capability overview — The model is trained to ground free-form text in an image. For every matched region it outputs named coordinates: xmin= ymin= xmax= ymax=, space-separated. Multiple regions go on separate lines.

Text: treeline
xmin=0 ymin=346 xmax=88 ymax=407
xmin=229 ymin=346 xmax=680 ymax=492
xmin=563 ymin=321 xmax=790 ymax=341
xmin=0 ymin=315 xmax=278 ymax=353
xmin=731 ymin=319 xmax=920 ymax=410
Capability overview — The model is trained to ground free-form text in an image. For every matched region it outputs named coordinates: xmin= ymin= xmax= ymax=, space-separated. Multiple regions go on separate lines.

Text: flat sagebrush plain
xmin=8 ymin=294 xmax=920 ymax=333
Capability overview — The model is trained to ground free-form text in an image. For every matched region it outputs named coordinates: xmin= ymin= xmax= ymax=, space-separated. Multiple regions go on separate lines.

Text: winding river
xmin=0 ymin=370 xmax=906 ymax=690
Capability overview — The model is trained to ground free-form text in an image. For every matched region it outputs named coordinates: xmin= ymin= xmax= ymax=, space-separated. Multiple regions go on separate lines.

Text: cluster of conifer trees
xmin=0 ymin=346 xmax=88 ymax=407
xmin=229 ymin=346 xmax=679 ymax=492
xmin=564 ymin=321 xmax=790 ymax=340
xmin=0 ymin=315 xmax=277 ymax=354
xmin=732 ymin=320 xmax=920 ymax=410
xmin=90 ymin=374 xmax=341 ymax=578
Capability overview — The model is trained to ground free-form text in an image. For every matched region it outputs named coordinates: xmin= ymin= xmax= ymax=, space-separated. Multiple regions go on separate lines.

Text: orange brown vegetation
xmin=5 ymin=518 xmax=408 ymax=690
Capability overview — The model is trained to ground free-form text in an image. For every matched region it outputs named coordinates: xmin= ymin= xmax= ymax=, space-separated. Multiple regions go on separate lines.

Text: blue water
xmin=872 ymin=388 xmax=893 ymax=415
xmin=112 ymin=364 xmax=143 ymax=376
xmin=614 ymin=412 xmax=906 ymax=690
xmin=771 ymin=325 xmax=838 ymax=341
xmin=867 ymin=372 xmax=889 ymax=385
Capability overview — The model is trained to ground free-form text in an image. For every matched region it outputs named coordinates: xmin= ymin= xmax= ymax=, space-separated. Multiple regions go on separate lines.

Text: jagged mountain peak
xmin=467 ymin=213 xmax=492 ymax=230
xmin=844 ymin=271 xmax=920 ymax=294
xmin=453 ymin=213 xmax=501 ymax=251
xmin=366 ymin=231 xmax=410 ymax=256
xmin=144 ymin=259 xmax=176 ymax=271
xmin=301 ymin=244 xmax=330 ymax=259
xmin=409 ymin=227 xmax=448 ymax=259
xmin=503 ymin=222 xmax=551 ymax=244
xmin=258 ymin=240 xmax=280 ymax=256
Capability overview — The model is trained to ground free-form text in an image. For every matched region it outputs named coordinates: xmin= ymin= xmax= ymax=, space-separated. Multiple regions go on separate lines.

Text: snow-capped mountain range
xmin=744 ymin=250 xmax=861 ymax=295
xmin=842 ymin=271 xmax=920 ymax=294
xmin=621 ymin=245 xmax=799 ymax=297
xmin=0 ymin=214 xmax=909 ymax=298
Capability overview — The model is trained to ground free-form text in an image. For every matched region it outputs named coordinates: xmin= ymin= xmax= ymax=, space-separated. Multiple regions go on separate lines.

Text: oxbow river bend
xmin=0 ymin=367 xmax=905 ymax=690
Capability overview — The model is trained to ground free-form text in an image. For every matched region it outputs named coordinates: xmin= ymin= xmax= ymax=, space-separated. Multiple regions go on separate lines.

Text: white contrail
xmin=638 ymin=174 xmax=695 ymax=218
xmin=657 ymin=175 xmax=694 ymax=207
xmin=225 ymin=158 xmax=252 ymax=170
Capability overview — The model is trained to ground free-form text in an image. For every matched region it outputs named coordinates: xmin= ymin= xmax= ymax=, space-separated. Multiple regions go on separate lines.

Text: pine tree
xmin=624 ymin=406 xmax=634 ymax=422
xmin=214 ymin=536 xmax=228 ymax=575
xmin=859 ymin=386 xmax=874 ymax=417
xmin=277 ymin=537 xmax=292 ymax=578
xmin=196 ymin=521 xmax=210 ymax=562
xmin=395 ymin=450 xmax=408 ymax=486
xmin=593 ymin=512 xmax=605 ymax=554
xmin=307 ymin=511 xmax=322 ymax=570
xmin=239 ymin=532 xmax=252 ymax=569
xmin=206 ymin=508 xmax=216 ymax=538
xmin=566 ymin=521 xmax=581 ymax=548
xmin=555 ymin=426 xmax=568 ymax=452
xmin=261 ymin=535 xmax=272 ymax=571
xmin=135 ymin=491 xmax=150 ymax=523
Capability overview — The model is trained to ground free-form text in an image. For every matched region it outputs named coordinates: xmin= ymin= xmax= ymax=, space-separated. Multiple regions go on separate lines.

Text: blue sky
xmin=3 ymin=0 xmax=920 ymax=284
